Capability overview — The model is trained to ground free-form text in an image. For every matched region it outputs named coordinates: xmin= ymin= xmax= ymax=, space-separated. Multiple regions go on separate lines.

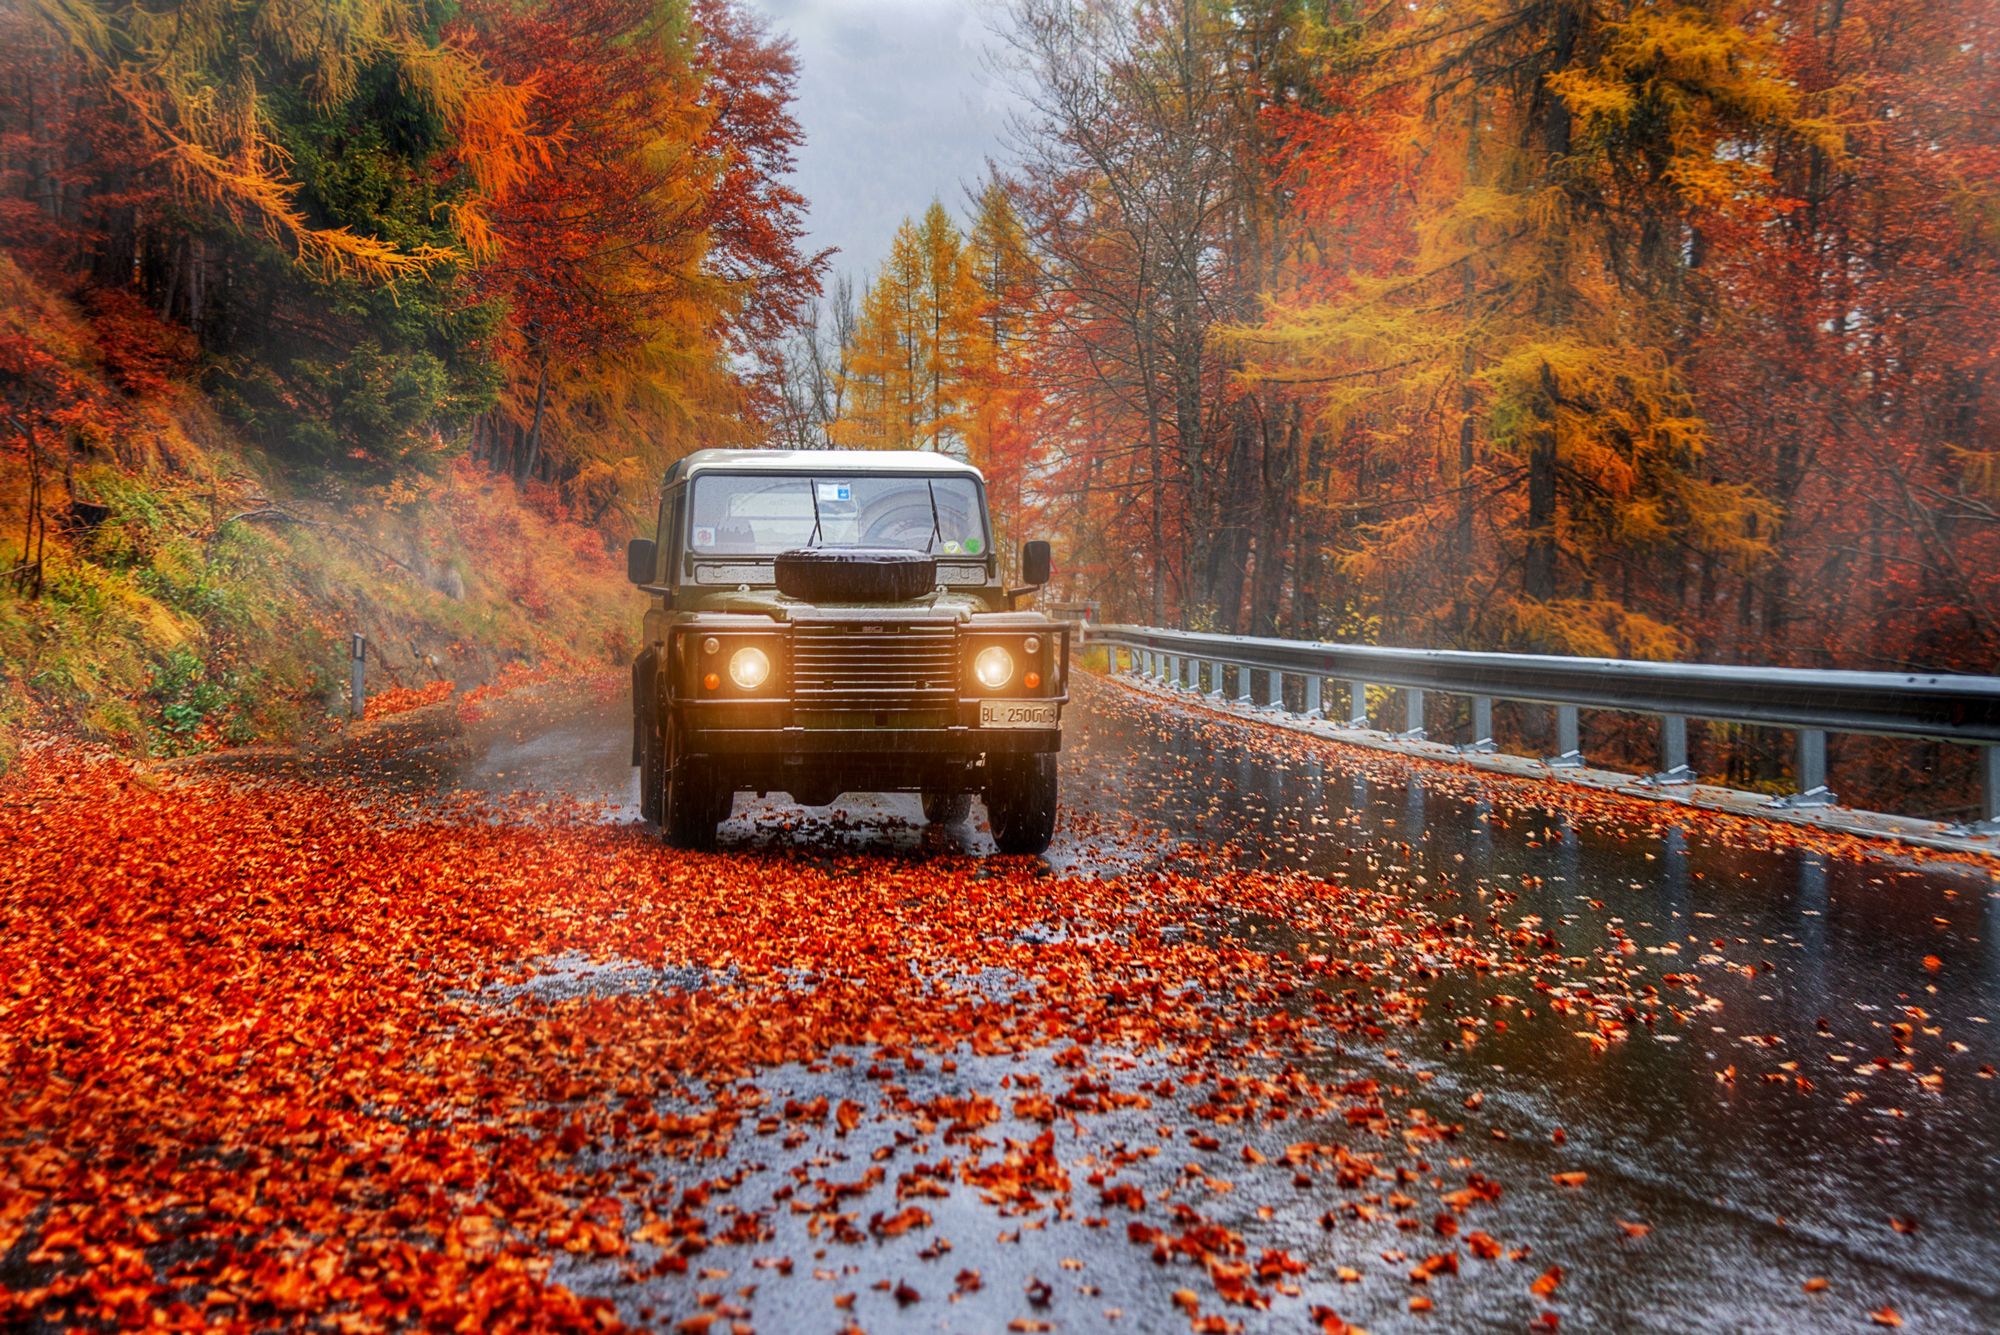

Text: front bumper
xmin=685 ymin=724 xmax=1059 ymax=756
xmin=684 ymin=720 xmax=1059 ymax=800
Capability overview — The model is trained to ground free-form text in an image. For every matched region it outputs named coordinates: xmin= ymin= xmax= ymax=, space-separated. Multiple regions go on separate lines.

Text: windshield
xmin=688 ymin=473 xmax=989 ymax=559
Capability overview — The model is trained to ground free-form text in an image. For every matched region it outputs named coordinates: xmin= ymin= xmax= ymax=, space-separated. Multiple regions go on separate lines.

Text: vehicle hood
xmin=693 ymin=588 xmax=999 ymax=621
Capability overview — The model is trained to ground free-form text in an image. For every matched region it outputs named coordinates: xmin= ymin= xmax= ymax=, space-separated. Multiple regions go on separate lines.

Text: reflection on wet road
xmin=447 ymin=676 xmax=2000 ymax=1331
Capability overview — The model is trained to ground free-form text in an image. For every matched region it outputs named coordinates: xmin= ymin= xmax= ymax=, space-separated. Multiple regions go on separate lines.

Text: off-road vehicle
xmin=627 ymin=449 xmax=1069 ymax=852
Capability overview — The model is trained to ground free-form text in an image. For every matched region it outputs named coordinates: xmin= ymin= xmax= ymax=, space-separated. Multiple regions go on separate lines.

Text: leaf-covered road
xmin=3 ymin=677 xmax=1996 ymax=1332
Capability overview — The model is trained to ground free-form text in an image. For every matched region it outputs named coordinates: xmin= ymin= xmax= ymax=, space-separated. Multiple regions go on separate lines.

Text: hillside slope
xmin=0 ymin=254 xmax=636 ymax=765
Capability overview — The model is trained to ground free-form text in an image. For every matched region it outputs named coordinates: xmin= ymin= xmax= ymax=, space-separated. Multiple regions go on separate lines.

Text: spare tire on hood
xmin=775 ymin=547 xmax=937 ymax=603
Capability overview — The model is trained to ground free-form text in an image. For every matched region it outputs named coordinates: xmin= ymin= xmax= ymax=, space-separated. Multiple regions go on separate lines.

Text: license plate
xmin=980 ymin=700 xmax=1059 ymax=729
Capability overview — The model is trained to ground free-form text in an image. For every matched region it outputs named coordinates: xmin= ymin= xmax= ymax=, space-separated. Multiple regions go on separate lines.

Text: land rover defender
xmin=627 ymin=449 xmax=1069 ymax=852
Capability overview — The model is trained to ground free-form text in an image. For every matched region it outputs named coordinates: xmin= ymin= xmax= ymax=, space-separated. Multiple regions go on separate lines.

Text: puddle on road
xmin=1082 ymin=686 xmax=2000 ymax=1329
xmin=480 ymin=952 xmax=729 ymax=1005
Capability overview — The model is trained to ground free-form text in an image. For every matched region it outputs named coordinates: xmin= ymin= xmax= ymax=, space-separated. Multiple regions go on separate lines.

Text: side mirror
xmin=1021 ymin=539 xmax=1052 ymax=587
xmin=626 ymin=537 xmax=658 ymax=586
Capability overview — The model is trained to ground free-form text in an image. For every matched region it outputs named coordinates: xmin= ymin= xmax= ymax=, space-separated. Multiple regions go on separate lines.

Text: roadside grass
xmin=0 ymin=256 xmax=633 ymax=767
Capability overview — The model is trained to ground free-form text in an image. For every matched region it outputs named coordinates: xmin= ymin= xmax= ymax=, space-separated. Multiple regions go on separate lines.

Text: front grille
xmin=791 ymin=624 xmax=958 ymax=704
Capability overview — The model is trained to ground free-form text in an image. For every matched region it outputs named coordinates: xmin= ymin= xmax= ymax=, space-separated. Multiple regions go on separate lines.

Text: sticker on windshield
xmin=816 ymin=482 xmax=852 ymax=503
xmin=962 ymin=537 xmax=983 ymax=555
xmin=943 ymin=540 xmax=961 ymax=555
xmin=693 ymin=526 xmax=716 ymax=547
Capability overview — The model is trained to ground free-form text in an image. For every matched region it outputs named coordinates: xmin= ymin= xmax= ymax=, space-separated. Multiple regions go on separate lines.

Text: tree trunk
xmin=520 ymin=363 xmax=549 ymax=484
xmin=1525 ymin=424 xmax=1558 ymax=603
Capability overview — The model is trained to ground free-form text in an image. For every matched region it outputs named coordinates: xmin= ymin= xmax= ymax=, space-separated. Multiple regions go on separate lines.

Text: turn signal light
xmin=702 ymin=672 xmax=721 ymax=691
xmin=1024 ymin=671 xmax=1042 ymax=689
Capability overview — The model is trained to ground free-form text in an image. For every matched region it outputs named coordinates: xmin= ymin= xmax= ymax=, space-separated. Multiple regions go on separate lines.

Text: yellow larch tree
xmin=1239 ymin=0 xmax=1816 ymax=656
xmin=833 ymin=201 xmax=988 ymax=455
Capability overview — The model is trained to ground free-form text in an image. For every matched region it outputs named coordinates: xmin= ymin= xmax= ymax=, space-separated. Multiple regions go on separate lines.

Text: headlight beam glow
xmin=728 ymin=645 xmax=772 ymax=691
xmin=974 ymin=645 xmax=1015 ymax=690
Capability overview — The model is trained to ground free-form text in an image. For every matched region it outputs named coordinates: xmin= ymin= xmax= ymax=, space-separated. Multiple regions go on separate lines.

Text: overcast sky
xmin=746 ymin=0 xmax=1024 ymax=288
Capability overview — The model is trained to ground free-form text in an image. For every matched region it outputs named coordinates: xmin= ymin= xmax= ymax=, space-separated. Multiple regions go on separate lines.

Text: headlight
xmin=973 ymin=645 xmax=1015 ymax=690
xmin=728 ymin=645 xmax=772 ymax=690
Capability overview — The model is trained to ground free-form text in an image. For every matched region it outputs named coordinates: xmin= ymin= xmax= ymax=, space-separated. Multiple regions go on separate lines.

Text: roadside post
xmin=350 ymin=633 xmax=367 ymax=719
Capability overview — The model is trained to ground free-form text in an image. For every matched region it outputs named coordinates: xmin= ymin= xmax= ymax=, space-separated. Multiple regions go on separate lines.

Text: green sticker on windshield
xmin=962 ymin=537 xmax=983 ymax=555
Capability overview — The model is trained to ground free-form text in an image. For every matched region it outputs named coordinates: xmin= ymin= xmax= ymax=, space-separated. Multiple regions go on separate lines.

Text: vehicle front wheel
xmin=922 ymin=791 xmax=973 ymax=825
xmin=638 ymin=721 xmax=665 ymax=825
xmin=985 ymin=753 xmax=1057 ymax=855
xmin=657 ymin=723 xmax=726 ymax=851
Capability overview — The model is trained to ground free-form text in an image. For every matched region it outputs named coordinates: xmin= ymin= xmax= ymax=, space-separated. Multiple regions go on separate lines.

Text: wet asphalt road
xmin=424 ymin=678 xmax=2000 ymax=1332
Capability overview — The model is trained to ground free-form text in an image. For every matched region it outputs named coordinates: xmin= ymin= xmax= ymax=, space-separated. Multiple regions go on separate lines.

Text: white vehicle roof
xmin=668 ymin=448 xmax=984 ymax=482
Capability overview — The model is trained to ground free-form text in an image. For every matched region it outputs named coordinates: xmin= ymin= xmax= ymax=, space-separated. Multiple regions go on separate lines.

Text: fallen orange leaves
xmin=3 ymin=742 xmax=1489 ymax=1326
xmin=363 ymin=678 xmax=456 ymax=721
xmin=1 ymin=715 xmax=1952 ymax=1331
xmin=869 ymin=1206 xmax=932 ymax=1239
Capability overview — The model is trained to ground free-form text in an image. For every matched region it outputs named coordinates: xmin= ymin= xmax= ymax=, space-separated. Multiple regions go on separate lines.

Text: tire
xmin=774 ymin=547 xmax=937 ymax=603
xmin=638 ymin=717 xmax=665 ymax=825
xmin=659 ymin=721 xmax=724 ymax=851
xmin=986 ymin=753 xmax=1057 ymax=855
xmin=922 ymin=791 xmax=973 ymax=825
xmin=635 ymin=650 xmax=664 ymax=825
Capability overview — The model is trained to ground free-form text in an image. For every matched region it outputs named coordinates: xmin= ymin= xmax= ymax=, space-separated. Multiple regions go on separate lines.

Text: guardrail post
xmin=1398 ymin=688 xmax=1427 ymax=740
xmin=1459 ymin=696 xmax=1496 ymax=754
xmin=1546 ymin=704 xmax=1583 ymax=769
xmin=1265 ymin=670 xmax=1283 ymax=710
xmin=349 ymin=632 xmax=367 ymax=719
xmin=1304 ymin=674 xmax=1323 ymax=719
xmin=1769 ymin=728 xmax=1835 ymax=808
xmin=1964 ymin=746 xmax=2000 ymax=835
xmin=1646 ymin=715 xmax=1694 ymax=786
xmin=1234 ymin=664 xmax=1254 ymax=707
xmin=1204 ymin=660 xmax=1221 ymax=699
xmin=1346 ymin=680 xmax=1369 ymax=729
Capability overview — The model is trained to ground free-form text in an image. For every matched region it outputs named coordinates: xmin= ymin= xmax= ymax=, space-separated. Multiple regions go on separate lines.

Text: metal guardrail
xmin=1081 ymin=623 xmax=2000 ymax=834
xmin=1046 ymin=600 xmax=1101 ymax=624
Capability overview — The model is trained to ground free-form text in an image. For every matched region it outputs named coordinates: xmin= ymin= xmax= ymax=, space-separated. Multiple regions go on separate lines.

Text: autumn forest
xmin=4 ymin=4 xmax=1999 ymax=1329
xmin=2 ymin=0 xmax=1997 ymax=759
xmin=788 ymin=0 xmax=1999 ymax=680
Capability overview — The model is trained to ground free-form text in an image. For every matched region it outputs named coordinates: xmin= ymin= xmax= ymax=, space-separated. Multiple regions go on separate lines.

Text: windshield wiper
xmin=807 ymin=477 xmax=823 ymax=548
xmin=925 ymin=480 xmax=943 ymax=554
